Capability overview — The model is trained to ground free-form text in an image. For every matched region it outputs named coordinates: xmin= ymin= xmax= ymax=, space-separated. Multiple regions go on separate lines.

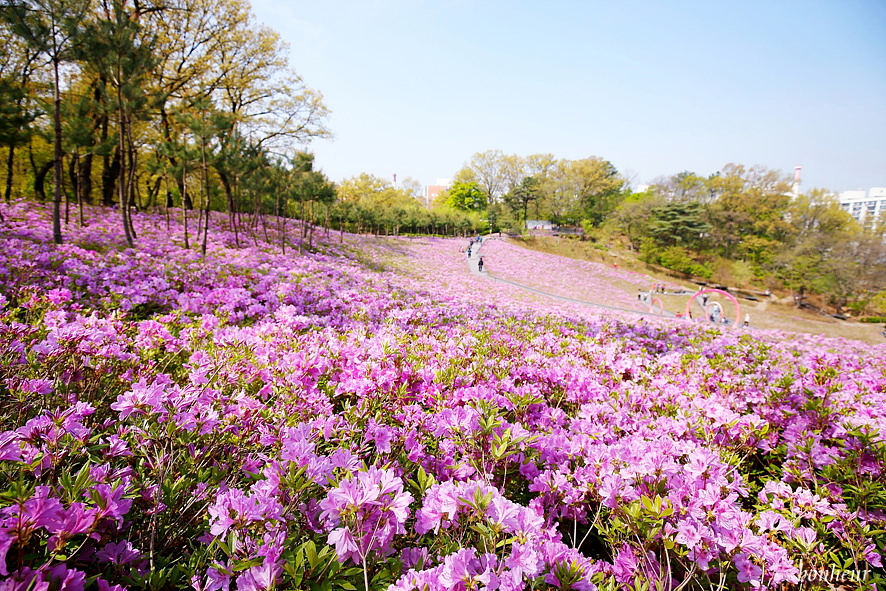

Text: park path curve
xmin=465 ymin=236 xmax=678 ymax=320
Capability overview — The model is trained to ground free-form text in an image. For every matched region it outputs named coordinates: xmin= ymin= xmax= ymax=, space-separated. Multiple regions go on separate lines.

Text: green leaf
xmin=304 ymin=540 xmax=320 ymax=569
xmin=470 ymin=523 xmax=491 ymax=537
xmin=641 ymin=495 xmax=656 ymax=514
xmin=231 ymin=556 xmax=264 ymax=572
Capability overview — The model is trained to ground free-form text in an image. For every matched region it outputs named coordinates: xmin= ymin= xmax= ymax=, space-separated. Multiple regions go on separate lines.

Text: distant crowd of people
xmin=638 ymin=284 xmax=754 ymax=328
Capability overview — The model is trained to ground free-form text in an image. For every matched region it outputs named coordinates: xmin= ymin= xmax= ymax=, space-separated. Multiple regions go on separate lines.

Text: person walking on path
xmin=478 ymin=257 xmax=484 ymax=273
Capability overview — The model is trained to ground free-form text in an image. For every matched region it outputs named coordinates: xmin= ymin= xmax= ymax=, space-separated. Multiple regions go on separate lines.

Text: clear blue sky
xmin=249 ymin=0 xmax=886 ymax=194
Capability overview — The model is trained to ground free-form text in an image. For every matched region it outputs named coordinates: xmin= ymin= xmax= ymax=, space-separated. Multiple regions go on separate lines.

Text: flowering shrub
xmin=0 ymin=200 xmax=884 ymax=590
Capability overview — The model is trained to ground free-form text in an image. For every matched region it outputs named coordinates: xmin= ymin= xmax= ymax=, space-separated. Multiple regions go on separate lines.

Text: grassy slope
xmin=509 ymin=235 xmax=886 ymax=345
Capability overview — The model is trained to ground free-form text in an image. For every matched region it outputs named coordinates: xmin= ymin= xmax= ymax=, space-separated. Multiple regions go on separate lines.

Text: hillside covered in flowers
xmin=1 ymin=203 xmax=884 ymax=591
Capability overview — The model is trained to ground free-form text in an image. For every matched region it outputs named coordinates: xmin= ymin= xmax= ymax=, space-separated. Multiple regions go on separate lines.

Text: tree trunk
xmin=100 ymin=113 xmax=117 ymax=207
xmin=216 ymin=167 xmax=239 ymax=247
xmin=183 ymin=180 xmax=194 ymax=210
xmin=182 ymin=160 xmax=189 ymax=249
xmin=309 ymin=200 xmax=315 ymax=250
xmin=77 ymin=152 xmax=94 ymax=206
xmin=248 ymin=192 xmax=259 ymax=246
xmin=164 ymin=176 xmax=170 ymax=232
xmin=281 ymin=216 xmax=286 ymax=255
xmin=69 ymin=152 xmax=80 ymax=225
xmin=117 ymin=85 xmax=133 ymax=248
xmin=201 ymin=141 xmax=210 ymax=257
xmin=195 ymin=197 xmax=203 ymax=243
xmin=125 ymin=117 xmax=139 ymax=241
xmin=52 ymin=57 xmax=64 ymax=244
xmin=31 ymin=149 xmax=53 ymax=203
xmin=103 ymin=145 xmax=120 ymax=208
xmin=147 ymin=176 xmax=162 ymax=209
xmin=4 ymin=144 xmax=15 ymax=204
xmin=159 ymin=108 xmax=190 ymax=211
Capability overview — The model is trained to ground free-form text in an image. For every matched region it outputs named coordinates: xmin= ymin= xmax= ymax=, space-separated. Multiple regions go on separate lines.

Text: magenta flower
xmin=502 ymin=542 xmax=541 ymax=584
xmin=89 ymin=483 xmax=133 ymax=526
xmin=207 ymin=487 xmax=283 ymax=537
xmin=611 ymin=544 xmax=638 ymax=584
xmin=96 ymin=579 xmax=127 ymax=591
xmin=95 ymin=540 xmax=142 ymax=565
xmin=46 ymin=502 xmax=98 ymax=552
xmin=414 ymin=481 xmax=462 ymax=535
xmin=863 ymin=543 xmax=883 ymax=568
xmin=734 ymin=552 xmax=762 ymax=585
xmin=673 ymin=520 xmax=702 ymax=550
xmin=439 ymin=548 xmax=499 ymax=590
xmin=101 ymin=435 xmax=132 ymax=458
xmin=235 ymin=543 xmax=283 ymax=591
xmin=319 ymin=466 xmax=413 ymax=565
xmin=3 ymin=486 xmax=64 ymax=534
xmin=0 ymin=431 xmax=22 ymax=462
xmin=3 ymin=564 xmax=87 ymax=591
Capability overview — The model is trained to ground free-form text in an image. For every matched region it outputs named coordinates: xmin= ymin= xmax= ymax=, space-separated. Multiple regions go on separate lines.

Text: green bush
xmin=866 ymin=290 xmax=886 ymax=316
xmin=658 ymin=246 xmax=713 ymax=279
xmin=638 ymin=237 xmax=660 ymax=264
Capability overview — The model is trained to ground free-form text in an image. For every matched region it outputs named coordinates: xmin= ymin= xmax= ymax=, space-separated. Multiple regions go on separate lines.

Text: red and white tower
xmin=792 ymin=166 xmax=802 ymax=198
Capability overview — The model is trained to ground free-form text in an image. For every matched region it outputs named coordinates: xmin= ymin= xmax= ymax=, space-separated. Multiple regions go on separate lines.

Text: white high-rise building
xmin=840 ymin=188 xmax=886 ymax=224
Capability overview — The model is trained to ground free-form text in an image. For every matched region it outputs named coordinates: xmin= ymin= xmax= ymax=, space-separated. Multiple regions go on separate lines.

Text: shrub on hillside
xmin=641 ymin=240 xmax=713 ymax=280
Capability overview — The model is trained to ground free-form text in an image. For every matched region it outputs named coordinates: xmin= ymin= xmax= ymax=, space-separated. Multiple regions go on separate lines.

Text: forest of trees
xmin=1 ymin=1 xmax=884 ymax=315
xmin=439 ymin=151 xmax=886 ymax=316
xmin=625 ymin=166 xmax=886 ymax=315
xmin=0 ymin=0 xmax=485 ymax=254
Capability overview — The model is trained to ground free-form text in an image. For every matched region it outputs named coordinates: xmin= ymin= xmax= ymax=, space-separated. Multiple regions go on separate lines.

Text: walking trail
xmin=467 ymin=236 xmax=680 ymax=320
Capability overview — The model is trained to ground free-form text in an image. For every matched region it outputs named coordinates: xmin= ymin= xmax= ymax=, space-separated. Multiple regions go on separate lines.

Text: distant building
xmin=840 ymin=188 xmax=886 ymax=224
xmin=425 ymin=185 xmax=447 ymax=206
xmin=425 ymin=178 xmax=452 ymax=208
xmin=526 ymin=220 xmax=554 ymax=230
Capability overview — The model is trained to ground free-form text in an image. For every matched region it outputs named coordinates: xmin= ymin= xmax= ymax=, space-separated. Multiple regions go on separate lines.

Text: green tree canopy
xmin=647 ymin=200 xmax=711 ymax=248
xmin=337 ymin=173 xmax=422 ymax=210
xmin=503 ymin=175 xmax=541 ymax=225
xmin=442 ymin=180 xmax=486 ymax=212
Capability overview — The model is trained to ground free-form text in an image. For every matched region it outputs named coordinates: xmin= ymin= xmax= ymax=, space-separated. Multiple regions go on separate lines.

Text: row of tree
xmin=628 ymin=166 xmax=886 ymax=315
xmin=437 ymin=150 xmax=624 ymax=229
xmin=334 ymin=173 xmax=484 ymax=237
xmin=434 ymin=151 xmax=885 ymax=315
xmin=0 ymin=0 xmax=333 ymax=248
xmin=0 ymin=0 xmax=484 ymax=244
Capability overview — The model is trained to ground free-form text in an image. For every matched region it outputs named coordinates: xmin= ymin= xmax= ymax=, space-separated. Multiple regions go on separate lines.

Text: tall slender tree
xmin=77 ymin=0 xmax=161 ymax=246
xmin=504 ymin=176 xmax=541 ymax=226
xmin=0 ymin=29 xmax=41 ymax=208
xmin=2 ymin=0 xmax=92 ymax=243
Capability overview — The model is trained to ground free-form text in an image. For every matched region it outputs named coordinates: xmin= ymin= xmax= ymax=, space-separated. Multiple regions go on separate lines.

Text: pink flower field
xmin=1 ymin=202 xmax=884 ymax=591
xmin=474 ymin=239 xmax=662 ymax=313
